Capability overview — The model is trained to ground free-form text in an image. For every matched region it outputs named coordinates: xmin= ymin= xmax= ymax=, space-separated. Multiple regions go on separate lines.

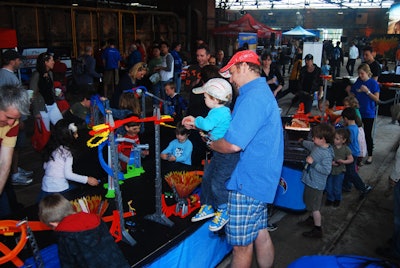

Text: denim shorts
xmin=226 ymin=191 xmax=268 ymax=246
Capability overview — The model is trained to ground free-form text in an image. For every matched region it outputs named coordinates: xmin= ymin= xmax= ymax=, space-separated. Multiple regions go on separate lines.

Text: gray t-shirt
xmin=0 ymin=68 xmax=20 ymax=87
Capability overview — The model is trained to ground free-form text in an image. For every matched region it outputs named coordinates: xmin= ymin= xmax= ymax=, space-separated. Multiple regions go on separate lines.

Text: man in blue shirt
xmin=170 ymin=42 xmax=183 ymax=93
xmin=102 ymin=38 xmax=122 ymax=99
xmin=210 ymin=50 xmax=284 ymax=267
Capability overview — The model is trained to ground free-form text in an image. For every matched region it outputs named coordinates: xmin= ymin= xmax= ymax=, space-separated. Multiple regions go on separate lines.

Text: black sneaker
xmin=302 ymin=227 xmax=323 ymax=238
xmin=359 ymin=185 xmax=372 ymax=200
xmin=297 ymin=216 xmax=314 ymax=227
xmin=333 ymin=200 xmax=340 ymax=207
xmin=325 ymin=200 xmax=333 ymax=206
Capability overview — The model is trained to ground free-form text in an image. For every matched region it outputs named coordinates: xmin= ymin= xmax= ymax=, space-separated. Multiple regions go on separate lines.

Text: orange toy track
xmin=0 ymin=210 xmax=134 ymax=267
xmin=0 ymin=220 xmax=50 ymax=266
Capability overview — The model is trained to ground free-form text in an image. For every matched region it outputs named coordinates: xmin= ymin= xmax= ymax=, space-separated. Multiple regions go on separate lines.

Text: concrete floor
xmin=217 ymin=61 xmax=400 ymax=267
xmin=11 ymin=59 xmax=400 ymax=267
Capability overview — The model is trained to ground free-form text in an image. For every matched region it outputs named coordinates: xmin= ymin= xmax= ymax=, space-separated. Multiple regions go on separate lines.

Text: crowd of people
xmin=0 ymin=33 xmax=399 ymax=267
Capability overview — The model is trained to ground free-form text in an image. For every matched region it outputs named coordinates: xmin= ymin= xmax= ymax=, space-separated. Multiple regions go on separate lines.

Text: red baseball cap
xmin=220 ymin=50 xmax=261 ymax=78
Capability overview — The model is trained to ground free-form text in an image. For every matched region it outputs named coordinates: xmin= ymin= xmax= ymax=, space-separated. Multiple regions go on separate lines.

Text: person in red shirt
xmin=119 ymin=119 xmax=149 ymax=172
xmin=39 ymin=193 xmax=130 ymax=268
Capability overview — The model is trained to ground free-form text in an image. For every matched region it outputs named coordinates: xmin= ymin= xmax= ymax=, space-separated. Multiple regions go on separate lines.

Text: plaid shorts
xmin=226 ymin=191 xmax=268 ymax=246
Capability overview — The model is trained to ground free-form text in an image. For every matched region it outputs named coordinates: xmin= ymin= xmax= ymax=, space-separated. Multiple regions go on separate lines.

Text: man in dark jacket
xmin=331 ymin=41 xmax=344 ymax=80
xmin=73 ymin=46 xmax=102 ymax=93
xmin=297 ymin=54 xmax=323 ymax=114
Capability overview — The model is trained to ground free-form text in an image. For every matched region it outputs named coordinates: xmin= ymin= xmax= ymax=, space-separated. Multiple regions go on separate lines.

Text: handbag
xmin=31 ymin=118 xmax=51 ymax=152
xmin=149 ymin=72 xmax=161 ymax=85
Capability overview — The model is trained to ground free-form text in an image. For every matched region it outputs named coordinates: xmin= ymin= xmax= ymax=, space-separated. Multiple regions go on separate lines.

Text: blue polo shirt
xmin=351 ymin=78 xmax=380 ymax=119
xmin=102 ymin=47 xmax=122 ymax=70
xmin=224 ymin=77 xmax=284 ymax=203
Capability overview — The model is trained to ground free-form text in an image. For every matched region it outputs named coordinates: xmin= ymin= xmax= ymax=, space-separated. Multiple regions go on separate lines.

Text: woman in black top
xmin=30 ymin=52 xmax=63 ymax=130
xmin=260 ymin=53 xmax=284 ymax=98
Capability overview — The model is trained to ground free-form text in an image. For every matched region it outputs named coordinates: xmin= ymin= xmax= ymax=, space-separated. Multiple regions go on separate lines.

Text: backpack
xmin=334 ymin=47 xmax=341 ymax=60
xmin=72 ymin=56 xmax=86 ymax=75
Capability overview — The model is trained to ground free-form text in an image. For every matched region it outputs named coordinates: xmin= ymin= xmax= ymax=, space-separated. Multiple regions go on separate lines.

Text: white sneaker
xmin=11 ymin=173 xmax=33 ymax=186
xmin=18 ymin=167 xmax=33 ymax=177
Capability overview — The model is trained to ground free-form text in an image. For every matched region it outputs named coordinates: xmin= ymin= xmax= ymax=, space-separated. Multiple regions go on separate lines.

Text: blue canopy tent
xmin=282 ymin=26 xmax=316 ymax=37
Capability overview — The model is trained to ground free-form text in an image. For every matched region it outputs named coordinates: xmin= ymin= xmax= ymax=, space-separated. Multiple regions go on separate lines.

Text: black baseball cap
xmin=3 ymin=49 xmax=23 ymax=61
xmin=304 ymin=54 xmax=313 ymax=60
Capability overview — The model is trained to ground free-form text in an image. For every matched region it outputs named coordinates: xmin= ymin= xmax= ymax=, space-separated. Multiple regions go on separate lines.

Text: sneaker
xmin=302 ymin=227 xmax=323 ymax=238
xmin=297 ymin=216 xmax=314 ymax=227
xmin=11 ymin=173 xmax=33 ymax=186
xmin=208 ymin=209 xmax=229 ymax=232
xmin=191 ymin=205 xmax=215 ymax=222
xmin=267 ymin=223 xmax=278 ymax=232
xmin=18 ymin=167 xmax=33 ymax=177
xmin=359 ymin=185 xmax=372 ymax=200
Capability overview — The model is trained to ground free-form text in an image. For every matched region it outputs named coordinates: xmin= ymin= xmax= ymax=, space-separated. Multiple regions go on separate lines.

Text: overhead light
xmin=296 ymin=11 xmax=300 ymax=14
xmin=338 ymin=11 xmax=343 ymax=14
xmin=72 ymin=3 xmax=78 ymax=6
xmin=268 ymin=11 xmax=274 ymax=15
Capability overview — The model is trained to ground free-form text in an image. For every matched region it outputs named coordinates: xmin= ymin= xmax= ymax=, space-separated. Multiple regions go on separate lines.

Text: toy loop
xmin=0 ymin=220 xmax=28 ymax=266
xmin=87 ymin=130 xmax=109 ymax=148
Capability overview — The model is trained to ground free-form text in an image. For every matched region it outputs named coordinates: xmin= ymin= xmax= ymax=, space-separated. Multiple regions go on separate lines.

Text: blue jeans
xmin=173 ymin=72 xmax=182 ymax=94
xmin=343 ymin=157 xmax=368 ymax=193
xmin=201 ymin=151 xmax=240 ymax=209
xmin=0 ymin=191 xmax=11 ymax=218
xmin=326 ymin=173 xmax=344 ymax=201
xmin=393 ymin=180 xmax=400 ymax=257
xmin=152 ymin=82 xmax=162 ymax=105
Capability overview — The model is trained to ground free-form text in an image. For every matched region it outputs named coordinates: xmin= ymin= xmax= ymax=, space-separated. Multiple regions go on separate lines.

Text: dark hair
xmin=335 ymin=128 xmax=350 ymax=145
xmin=172 ymin=41 xmax=181 ymax=49
xmin=362 ymin=46 xmax=373 ymax=53
xmin=261 ymin=53 xmax=272 ymax=61
xmin=175 ymin=121 xmax=190 ymax=136
xmin=311 ymin=123 xmax=335 ymax=144
xmin=197 ymin=44 xmax=210 ymax=55
xmin=200 ymin=65 xmax=222 ymax=83
xmin=76 ymin=87 xmax=94 ymax=102
xmin=43 ymin=119 xmax=78 ymax=162
xmin=341 ymin=107 xmax=357 ymax=121
xmin=160 ymin=41 xmax=170 ymax=48
xmin=107 ymin=38 xmax=116 ymax=46
xmin=36 ymin=52 xmax=53 ymax=74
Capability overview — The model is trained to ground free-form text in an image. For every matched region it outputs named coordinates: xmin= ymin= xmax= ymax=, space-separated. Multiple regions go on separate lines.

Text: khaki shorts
xmin=303 ymin=185 xmax=323 ymax=212
xmin=103 ymin=69 xmax=119 ymax=86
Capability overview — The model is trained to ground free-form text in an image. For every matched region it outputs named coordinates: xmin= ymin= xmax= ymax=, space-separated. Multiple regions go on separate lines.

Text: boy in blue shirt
xmin=298 ymin=123 xmax=335 ymax=238
xmin=341 ymin=107 xmax=372 ymax=200
xmin=160 ymin=121 xmax=193 ymax=174
xmin=183 ymin=78 xmax=239 ymax=232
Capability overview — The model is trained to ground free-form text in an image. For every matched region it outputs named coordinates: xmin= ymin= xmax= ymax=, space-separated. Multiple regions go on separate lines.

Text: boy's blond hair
xmin=38 ymin=193 xmax=74 ymax=226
